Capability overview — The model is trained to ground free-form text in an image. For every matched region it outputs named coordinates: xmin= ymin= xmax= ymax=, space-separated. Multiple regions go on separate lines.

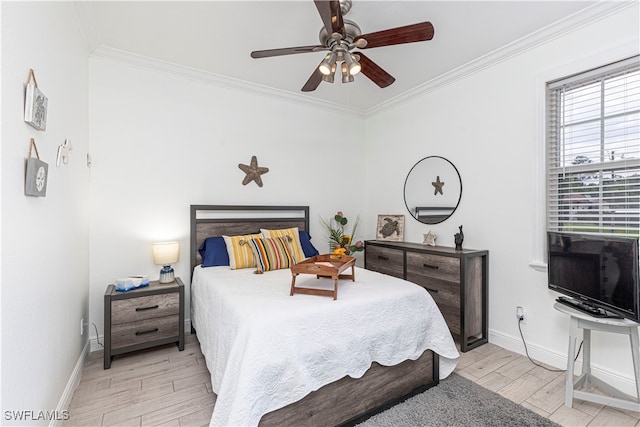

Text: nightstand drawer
xmin=406 ymin=252 xmax=460 ymax=282
xmin=111 ymin=315 xmax=179 ymax=349
xmin=365 ymin=245 xmax=404 ymax=278
xmin=112 ymin=292 xmax=179 ymax=324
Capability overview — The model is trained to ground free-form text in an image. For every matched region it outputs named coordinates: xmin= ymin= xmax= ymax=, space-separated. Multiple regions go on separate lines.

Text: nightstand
xmin=104 ymin=277 xmax=184 ymax=369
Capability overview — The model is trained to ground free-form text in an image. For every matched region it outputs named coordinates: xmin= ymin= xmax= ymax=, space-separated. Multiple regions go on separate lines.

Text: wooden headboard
xmin=190 ymin=205 xmax=309 ymax=273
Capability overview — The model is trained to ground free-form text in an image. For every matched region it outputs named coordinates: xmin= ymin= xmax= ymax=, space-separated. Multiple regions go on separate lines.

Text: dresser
xmin=104 ymin=278 xmax=185 ymax=369
xmin=365 ymin=240 xmax=488 ymax=352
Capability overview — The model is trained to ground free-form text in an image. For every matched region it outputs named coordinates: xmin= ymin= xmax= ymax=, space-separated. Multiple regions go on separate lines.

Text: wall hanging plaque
xmin=238 ymin=155 xmax=269 ymax=187
xmin=24 ymin=69 xmax=48 ymax=131
xmin=25 ymin=138 xmax=48 ymax=197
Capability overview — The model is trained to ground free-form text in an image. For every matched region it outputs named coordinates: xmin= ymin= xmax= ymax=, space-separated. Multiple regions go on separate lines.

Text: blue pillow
xmin=199 ymin=236 xmax=230 ymax=267
xmin=299 ymin=230 xmax=320 ymax=258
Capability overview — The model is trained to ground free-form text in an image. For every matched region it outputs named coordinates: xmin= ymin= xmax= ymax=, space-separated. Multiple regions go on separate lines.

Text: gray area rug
xmin=356 ymin=373 xmax=560 ymax=427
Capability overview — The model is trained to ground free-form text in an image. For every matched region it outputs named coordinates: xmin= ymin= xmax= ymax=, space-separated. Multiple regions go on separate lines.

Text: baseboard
xmin=489 ymin=327 xmax=638 ymax=396
xmin=50 ymin=338 xmax=90 ymax=427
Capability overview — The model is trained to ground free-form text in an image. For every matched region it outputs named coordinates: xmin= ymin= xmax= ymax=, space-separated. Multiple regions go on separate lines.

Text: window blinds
xmin=547 ymin=56 xmax=640 ymax=239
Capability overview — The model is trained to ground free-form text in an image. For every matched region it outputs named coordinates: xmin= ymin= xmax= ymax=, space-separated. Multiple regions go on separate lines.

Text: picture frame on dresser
xmin=376 ymin=214 xmax=404 ymax=241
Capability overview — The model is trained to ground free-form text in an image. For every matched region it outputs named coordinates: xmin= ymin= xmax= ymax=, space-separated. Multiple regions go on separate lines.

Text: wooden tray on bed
xmin=290 ymin=254 xmax=356 ymax=300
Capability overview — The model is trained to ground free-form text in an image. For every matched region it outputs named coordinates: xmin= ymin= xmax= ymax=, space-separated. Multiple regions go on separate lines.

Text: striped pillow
xmin=246 ymin=237 xmax=297 ymax=273
xmin=260 ymin=227 xmax=305 ymax=262
xmin=223 ymin=234 xmax=262 ymax=269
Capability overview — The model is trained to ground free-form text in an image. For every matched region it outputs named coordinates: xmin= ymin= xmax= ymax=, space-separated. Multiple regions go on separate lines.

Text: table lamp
xmin=152 ymin=241 xmax=179 ymax=283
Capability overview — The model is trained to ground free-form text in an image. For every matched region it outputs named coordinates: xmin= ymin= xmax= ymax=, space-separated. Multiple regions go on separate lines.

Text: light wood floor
xmin=65 ymin=334 xmax=640 ymax=426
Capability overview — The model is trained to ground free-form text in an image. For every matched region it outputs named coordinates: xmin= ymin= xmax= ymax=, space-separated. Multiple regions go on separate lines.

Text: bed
xmin=190 ymin=205 xmax=459 ymax=426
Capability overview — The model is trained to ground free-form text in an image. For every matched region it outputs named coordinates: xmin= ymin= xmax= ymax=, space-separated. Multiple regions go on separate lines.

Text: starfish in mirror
xmin=432 ymin=175 xmax=444 ymax=195
xmin=238 ymin=155 xmax=269 ymax=187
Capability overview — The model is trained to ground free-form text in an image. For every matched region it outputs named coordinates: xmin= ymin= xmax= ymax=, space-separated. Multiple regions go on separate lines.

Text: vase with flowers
xmin=320 ymin=211 xmax=365 ymax=256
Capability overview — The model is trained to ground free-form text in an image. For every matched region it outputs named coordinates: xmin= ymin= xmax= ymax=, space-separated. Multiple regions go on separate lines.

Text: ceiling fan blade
xmin=251 ymin=45 xmax=326 ymax=58
xmin=357 ymin=52 xmax=395 ymax=88
xmin=301 ymin=66 xmax=324 ymax=92
xmin=314 ymin=0 xmax=345 ymax=37
xmin=355 ymin=21 xmax=434 ymax=49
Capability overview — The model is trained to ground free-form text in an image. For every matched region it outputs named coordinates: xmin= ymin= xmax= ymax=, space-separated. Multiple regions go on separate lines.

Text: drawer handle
xmin=423 ymin=264 xmax=439 ymax=270
xmin=135 ymin=328 xmax=159 ymax=336
xmin=136 ymin=305 xmax=159 ymax=312
xmin=377 ymin=255 xmax=389 ymax=260
xmin=425 ymin=288 xmax=439 ymax=293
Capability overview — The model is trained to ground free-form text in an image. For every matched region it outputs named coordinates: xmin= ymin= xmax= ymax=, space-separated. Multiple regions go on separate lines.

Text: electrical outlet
xmin=516 ymin=306 xmax=525 ymax=323
xmin=80 ymin=318 xmax=84 ymax=336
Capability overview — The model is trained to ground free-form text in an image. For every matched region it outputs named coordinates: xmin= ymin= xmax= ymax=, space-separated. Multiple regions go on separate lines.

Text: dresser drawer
xmin=410 ymin=275 xmax=461 ymax=308
xmin=426 ymin=288 xmax=461 ymax=335
xmin=408 ymin=271 xmax=461 ymax=335
xmin=433 ymin=301 xmax=461 ymax=336
xmin=112 ymin=292 xmax=179 ymax=325
xmin=111 ymin=315 xmax=179 ymax=349
xmin=365 ymin=245 xmax=404 ymax=278
xmin=406 ymin=252 xmax=460 ymax=282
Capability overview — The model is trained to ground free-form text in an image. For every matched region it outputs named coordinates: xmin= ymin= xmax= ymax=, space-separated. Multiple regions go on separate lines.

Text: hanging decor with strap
xmin=24 ymin=69 xmax=48 ymax=131
xmin=25 ymin=138 xmax=48 ymax=197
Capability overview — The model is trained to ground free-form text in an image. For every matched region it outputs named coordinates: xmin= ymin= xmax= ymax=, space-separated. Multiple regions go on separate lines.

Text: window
xmin=547 ymin=56 xmax=640 ymax=239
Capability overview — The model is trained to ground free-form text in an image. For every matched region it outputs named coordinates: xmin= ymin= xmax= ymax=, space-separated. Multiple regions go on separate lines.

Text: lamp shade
xmin=152 ymin=242 xmax=180 ymax=265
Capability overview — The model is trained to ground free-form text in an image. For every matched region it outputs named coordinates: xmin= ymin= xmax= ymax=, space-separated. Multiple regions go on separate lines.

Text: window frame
xmin=546 ymin=56 xmax=640 ymax=239
xmin=531 ymin=45 xmax=640 ymax=272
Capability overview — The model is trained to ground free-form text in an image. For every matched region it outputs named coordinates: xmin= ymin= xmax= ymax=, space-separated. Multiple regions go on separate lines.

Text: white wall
xmin=364 ymin=4 xmax=639 ymax=391
xmin=0 ymin=2 xmax=90 ymax=424
xmin=88 ymin=57 xmax=366 ymax=337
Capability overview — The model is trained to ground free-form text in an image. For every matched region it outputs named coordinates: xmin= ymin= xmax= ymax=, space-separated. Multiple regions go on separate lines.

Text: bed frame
xmin=190 ymin=204 xmax=439 ymax=426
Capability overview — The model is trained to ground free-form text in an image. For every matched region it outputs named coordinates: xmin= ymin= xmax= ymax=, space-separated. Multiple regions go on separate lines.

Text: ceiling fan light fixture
xmin=319 ymin=52 xmax=337 ymax=76
xmin=344 ymin=52 xmax=361 ymax=75
xmin=323 ymin=62 xmax=338 ymax=83
xmin=341 ymin=62 xmax=354 ymax=83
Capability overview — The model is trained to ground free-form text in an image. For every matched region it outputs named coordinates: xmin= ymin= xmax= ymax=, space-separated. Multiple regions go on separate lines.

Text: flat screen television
xmin=547 ymin=231 xmax=640 ymax=322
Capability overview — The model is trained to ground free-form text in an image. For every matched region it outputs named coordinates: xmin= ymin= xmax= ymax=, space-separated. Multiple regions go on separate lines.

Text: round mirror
xmin=404 ymin=156 xmax=462 ymax=224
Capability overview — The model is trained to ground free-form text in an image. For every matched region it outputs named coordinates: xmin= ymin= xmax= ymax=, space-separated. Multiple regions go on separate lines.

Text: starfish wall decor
xmin=238 ymin=155 xmax=269 ymax=187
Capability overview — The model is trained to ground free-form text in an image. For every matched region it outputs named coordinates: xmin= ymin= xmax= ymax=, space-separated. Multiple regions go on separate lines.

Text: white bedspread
xmin=191 ymin=265 xmax=460 ymax=427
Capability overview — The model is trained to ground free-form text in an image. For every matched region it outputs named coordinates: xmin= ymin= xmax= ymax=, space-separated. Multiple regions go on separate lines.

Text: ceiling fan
xmin=250 ymin=0 xmax=435 ymax=92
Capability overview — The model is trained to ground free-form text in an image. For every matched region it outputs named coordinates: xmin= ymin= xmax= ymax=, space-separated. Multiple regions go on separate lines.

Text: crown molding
xmin=366 ymin=0 xmax=638 ymax=115
xmin=72 ymin=2 xmax=102 ymax=54
xmin=90 ymin=46 xmax=366 ymax=117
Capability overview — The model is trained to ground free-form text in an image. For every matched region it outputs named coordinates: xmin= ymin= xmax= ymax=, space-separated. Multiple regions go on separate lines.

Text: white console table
xmin=555 ymin=302 xmax=640 ymax=412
